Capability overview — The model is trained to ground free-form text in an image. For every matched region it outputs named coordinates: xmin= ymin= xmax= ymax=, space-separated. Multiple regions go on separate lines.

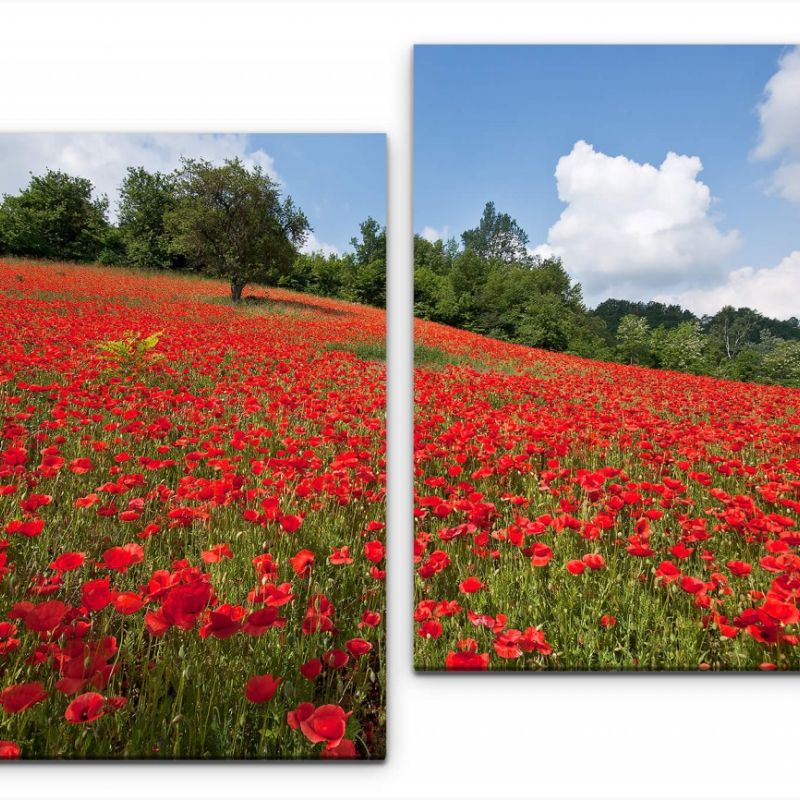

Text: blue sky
xmin=0 ymin=133 xmax=386 ymax=256
xmin=415 ymin=46 xmax=800 ymax=317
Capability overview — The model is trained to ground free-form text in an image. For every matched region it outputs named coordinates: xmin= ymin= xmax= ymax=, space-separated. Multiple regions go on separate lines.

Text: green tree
xmin=164 ymin=158 xmax=309 ymax=302
xmin=118 ymin=167 xmax=179 ymax=269
xmin=343 ymin=217 xmax=386 ymax=306
xmin=657 ymin=321 xmax=707 ymax=373
xmin=0 ymin=169 xmax=109 ymax=261
xmin=761 ymin=340 xmax=800 ymax=386
xmin=706 ymin=306 xmax=758 ymax=361
xmin=616 ymin=315 xmax=651 ymax=365
xmin=516 ymin=293 xmax=571 ymax=351
xmin=461 ymin=201 xmax=530 ymax=264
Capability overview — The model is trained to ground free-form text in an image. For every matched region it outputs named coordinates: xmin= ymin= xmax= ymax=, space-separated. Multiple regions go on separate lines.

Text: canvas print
xmin=413 ymin=45 xmax=800 ymax=671
xmin=0 ymin=133 xmax=386 ymax=757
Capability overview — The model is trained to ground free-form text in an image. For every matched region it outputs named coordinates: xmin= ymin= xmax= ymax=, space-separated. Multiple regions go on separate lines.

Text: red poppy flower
xmin=64 ymin=692 xmax=107 ymax=724
xmin=244 ymin=673 xmax=281 ymax=704
xmin=20 ymin=600 xmax=68 ymax=633
xmin=321 ymin=648 xmax=349 ymax=669
xmin=279 ymin=514 xmax=303 ymax=533
xmin=565 ymin=560 xmax=586 ymax=576
xmin=287 ymin=702 xmax=351 ymax=750
xmin=458 ymin=576 xmax=485 ymax=593
xmin=680 ymin=576 xmax=707 ymax=594
xmin=97 ymin=543 xmax=144 ymax=573
xmin=418 ymin=619 xmax=443 ymax=639
xmin=445 ymin=650 xmax=490 ymax=670
xmin=363 ymin=540 xmax=385 ymax=563
xmin=727 ymin=560 xmax=752 ymax=577
xmin=111 ymin=591 xmax=144 ymax=615
xmin=49 ymin=552 xmax=86 ymax=573
xmin=329 ymin=546 xmax=353 ymax=565
xmin=0 ymin=740 xmax=20 ymax=759
xmin=345 ymin=638 xmax=372 ymax=657
xmin=299 ymin=658 xmax=323 ymax=681
xmin=81 ymin=578 xmax=112 ymax=612
xmin=242 ymin=606 xmax=280 ymax=637
xmin=290 ymin=549 xmax=315 ymax=577
xmin=319 ymin=738 xmax=357 ymax=759
xmin=201 ymin=543 xmax=233 ymax=564
xmin=530 ymin=542 xmax=553 ymax=567
xmin=582 ymin=553 xmax=605 ymax=570
xmin=0 ymin=682 xmax=48 ymax=714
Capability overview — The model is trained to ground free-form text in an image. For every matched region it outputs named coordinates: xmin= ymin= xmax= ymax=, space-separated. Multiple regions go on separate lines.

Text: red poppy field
xmin=0 ymin=259 xmax=385 ymax=759
xmin=414 ymin=318 xmax=800 ymax=671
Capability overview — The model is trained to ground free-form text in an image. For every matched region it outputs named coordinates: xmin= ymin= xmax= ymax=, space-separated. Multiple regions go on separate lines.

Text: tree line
xmin=0 ymin=161 xmax=385 ymax=306
xmin=415 ymin=202 xmax=800 ymax=387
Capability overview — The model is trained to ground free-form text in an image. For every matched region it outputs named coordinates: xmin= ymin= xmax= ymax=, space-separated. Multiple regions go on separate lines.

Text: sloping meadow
xmin=414 ymin=318 xmax=800 ymax=671
xmin=0 ymin=260 xmax=385 ymax=759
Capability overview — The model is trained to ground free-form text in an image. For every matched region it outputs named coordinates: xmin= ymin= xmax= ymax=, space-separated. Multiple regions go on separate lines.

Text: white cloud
xmin=0 ymin=133 xmax=282 ymax=221
xmin=754 ymin=47 xmax=800 ymax=203
xmin=532 ymin=140 xmax=741 ymax=304
xmin=656 ymin=250 xmax=800 ymax=320
xmin=300 ymin=231 xmax=339 ymax=257
xmin=421 ymin=225 xmax=449 ymax=243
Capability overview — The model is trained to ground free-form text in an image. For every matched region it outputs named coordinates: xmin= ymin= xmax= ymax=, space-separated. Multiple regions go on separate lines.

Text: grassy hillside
xmin=0 ymin=260 xmax=385 ymax=758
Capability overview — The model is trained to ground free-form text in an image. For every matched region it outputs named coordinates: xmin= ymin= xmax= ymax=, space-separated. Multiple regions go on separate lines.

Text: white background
xmin=2 ymin=2 xmax=800 ymax=798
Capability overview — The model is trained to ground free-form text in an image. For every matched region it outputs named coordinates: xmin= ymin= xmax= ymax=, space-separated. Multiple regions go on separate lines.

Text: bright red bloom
xmin=321 ymin=648 xmax=350 ymax=669
xmin=97 ymin=543 xmax=144 ymax=573
xmin=445 ymin=650 xmax=490 ymax=670
xmin=0 ymin=682 xmax=48 ymax=714
xmin=279 ymin=514 xmax=303 ymax=533
xmin=244 ymin=674 xmax=281 ymax=704
xmin=0 ymin=740 xmax=20 ymax=759
xmin=329 ymin=546 xmax=353 ymax=565
xmin=299 ymin=658 xmax=323 ymax=681
xmin=417 ymin=619 xmax=443 ymax=639
xmin=290 ymin=549 xmax=315 ymax=577
xmin=81 ymin=578 xmax=112 ymax=612
xmin=112 ymin=591 xmax=144 ymax=615
xmin=363 ymin=540 xmax=385 ymax=563
xmin=582 ymin=553 xmax=605 ymax=570
xmin=287 ymin=703 xmax=351 ymax=750
xmin=201 ymin=543 xmax=233 ymax=564
xmin=530 ymin=542 xmax=553 ymax=567
xmin=64 ymin=692 xmax=107 ymax=724
xmin=49 ymin=552 xmax=85 ymax=573
xmin=458 ymin=576 xmax=485 ymax=593
xmin=565 ymin=560 xmax=586 ymax=576
xmin=345 ymin=638 xmax=372 ymax=657
xmin=727 ymin=560 xmax=752 ymax=577
xmin=19 ymin=600 xmax=68 ymax=633
xmin=319 ymin=738 xmax=357 ymax=759
xmin=242 ymin=606 xmax=281 ymax=637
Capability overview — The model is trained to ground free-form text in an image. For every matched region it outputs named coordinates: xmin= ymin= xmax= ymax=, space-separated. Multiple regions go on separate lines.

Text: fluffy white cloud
xmin=656 ymin=250 xmax=800 ymax=320
xmin=421 ymin=225 xmax=449 ymax=243
xmin=300 ymin=231 xmax=339 ymax=257
xmin=0 ymin=133 xmax=281 ymax=221
xmin=532 ymin=140 xmax=741 ymax=304
xmin=754 ymin=47 xmax=800 ymax=202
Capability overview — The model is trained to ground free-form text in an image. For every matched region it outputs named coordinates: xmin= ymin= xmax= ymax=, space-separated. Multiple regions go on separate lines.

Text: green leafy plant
xmin=96 ymin=330 xmax=164 ymax=374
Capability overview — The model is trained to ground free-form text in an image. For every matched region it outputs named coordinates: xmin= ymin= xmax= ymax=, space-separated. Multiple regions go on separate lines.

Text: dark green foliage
xmin=117 ymin=167 xmax=182 ymax=269
xmin=415 ymin=201 xmax=800 ymax=388
xmin=462 ymin=201 xmax=531 ymax=264
xmin=164 ymin=158 xmax=310 ymax=302
xmin=280 ymin=216 xmax=387 ymax=308
xmin=0 ymin=170 xmax=110 ymax=262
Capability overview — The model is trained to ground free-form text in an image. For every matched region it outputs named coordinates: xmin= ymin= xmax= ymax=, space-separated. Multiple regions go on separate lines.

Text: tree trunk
xmin=231 ymin=280 xmax=246 ymax=303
